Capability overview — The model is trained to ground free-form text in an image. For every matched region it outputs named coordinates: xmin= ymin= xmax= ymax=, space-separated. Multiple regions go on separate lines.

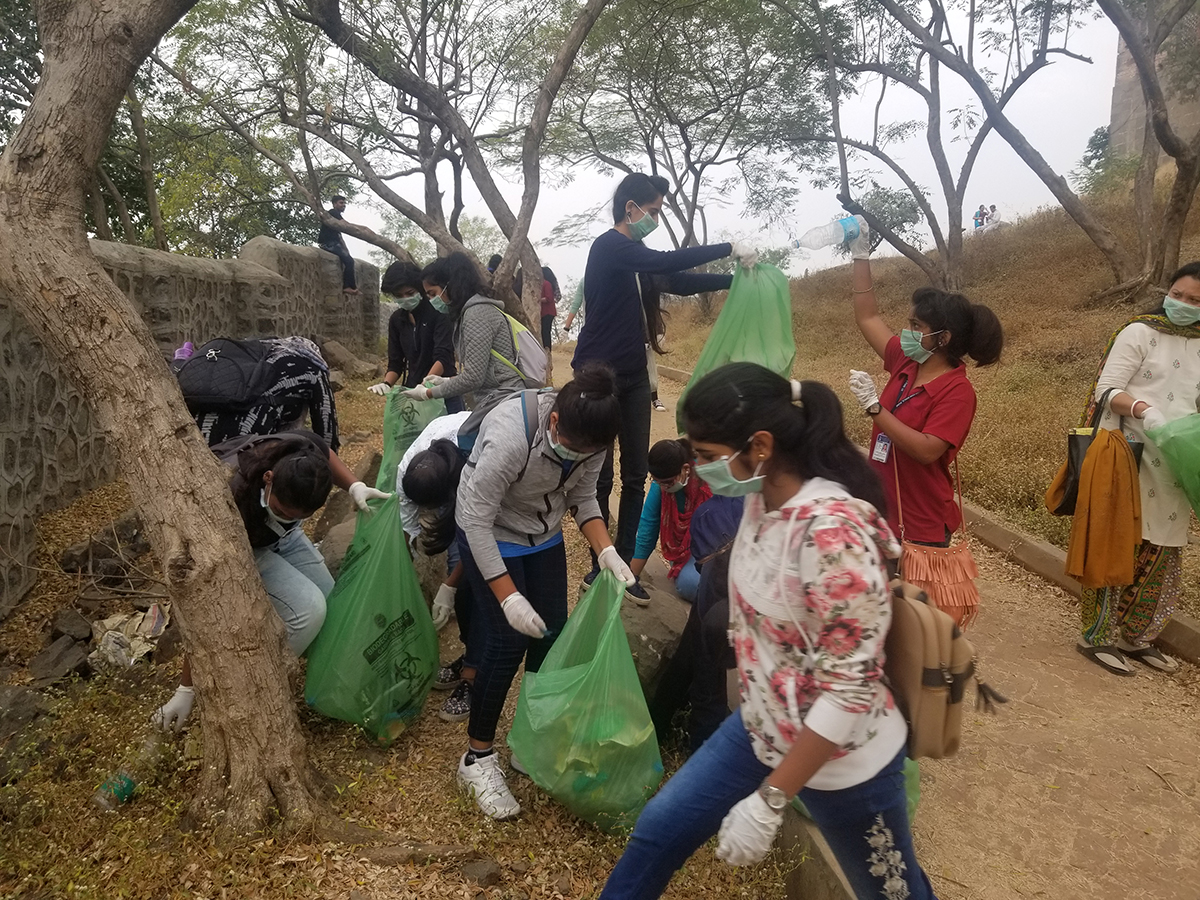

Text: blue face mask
xmin=900 ymin=328 xmax=944 ymax=364
xmin=693 ymin=447 xmax=763 ymax=497
xmin=628 ymin=202 xmax=659 ymax=241
xmin=1164 ymin=296 xmax=1200 ymax=327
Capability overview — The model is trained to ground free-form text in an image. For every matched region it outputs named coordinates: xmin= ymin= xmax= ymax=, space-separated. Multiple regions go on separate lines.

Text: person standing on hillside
xmin=316 ymin=196 xmax=359 ymax=295
xmin=1073 ymin=262 xmax=1200 ymax=676
xmin=572 ymin=172 xmax=754 ymax=584
xmin=844 ymin=219 xmax=1004 ymax=626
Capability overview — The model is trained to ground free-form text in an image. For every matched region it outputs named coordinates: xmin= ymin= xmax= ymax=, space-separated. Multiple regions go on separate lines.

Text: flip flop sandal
xmin=1076 ymin=643 xmax=1135 ymax=676
xmin=1120 ymin=645 xmax=1180 ymax=673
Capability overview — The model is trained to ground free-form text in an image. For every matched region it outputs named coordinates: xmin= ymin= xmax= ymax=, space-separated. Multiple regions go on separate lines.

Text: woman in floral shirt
xmin=600 ymin=362 xmax=935 ymax=900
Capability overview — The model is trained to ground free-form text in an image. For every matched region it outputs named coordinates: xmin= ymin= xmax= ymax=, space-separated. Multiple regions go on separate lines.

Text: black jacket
xmin=387 ymin=299 xmax=456 ymax=388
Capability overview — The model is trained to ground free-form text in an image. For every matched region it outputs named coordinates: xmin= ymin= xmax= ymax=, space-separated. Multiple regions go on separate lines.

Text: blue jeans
xmin=254 ymin=527 xmax=335 ymax=655
xmin=600 ymin=710 xmax=935 ymax=900
xmin=672 ymin=557 xmax=700 ymax=602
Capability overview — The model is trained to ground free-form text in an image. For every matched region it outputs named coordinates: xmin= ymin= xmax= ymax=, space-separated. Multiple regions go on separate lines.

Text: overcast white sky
xmin=342 ymin=14 xmax=1120 ymax=281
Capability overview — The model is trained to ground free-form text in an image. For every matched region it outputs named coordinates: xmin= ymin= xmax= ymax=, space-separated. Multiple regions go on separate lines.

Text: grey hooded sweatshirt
xmin=427 ymin=294 xmax=524 ymax=411
xmin=457 ymin=391 xmax=604 ymax=582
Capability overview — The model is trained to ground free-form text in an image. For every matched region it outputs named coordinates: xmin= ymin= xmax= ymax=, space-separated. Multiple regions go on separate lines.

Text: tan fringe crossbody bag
xmin=893 ymin=458 xmax=980 ymax=628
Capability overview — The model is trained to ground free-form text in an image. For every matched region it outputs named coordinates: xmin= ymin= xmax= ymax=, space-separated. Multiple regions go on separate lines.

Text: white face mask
xmin=260 ymin=485 xmax=302 ymax=536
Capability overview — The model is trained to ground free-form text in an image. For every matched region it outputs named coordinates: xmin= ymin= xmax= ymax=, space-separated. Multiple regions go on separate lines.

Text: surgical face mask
xmin=661 ymin=471 xmax=689 ymax=493
xmin=550 ymin=426 xmax=590 ymax=461
xmin=693 ymin=448 xmax=764 ymax=497
xmin=393 ymin=293 xmax=421 ymax=311
xmin=900 ymin=328 xmax=944 ymax=364
xmin=260 ymin=486 xmax=302 ymax=536
xmin=428 ymin=295 xmax=449 ymax=314
xmin=1164 ymin=295 xmax=1200 ymax=327
xmin=627 ymin=202 xmax=659 ymax=241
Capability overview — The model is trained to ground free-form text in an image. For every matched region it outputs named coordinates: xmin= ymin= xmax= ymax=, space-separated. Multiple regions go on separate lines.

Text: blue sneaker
xmin=624 ymin=580 xmax=650 ymax=607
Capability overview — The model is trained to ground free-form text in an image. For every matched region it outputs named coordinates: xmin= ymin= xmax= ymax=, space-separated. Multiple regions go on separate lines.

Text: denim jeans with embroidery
xmin=599 ymin=709 xmax=936 ymax=900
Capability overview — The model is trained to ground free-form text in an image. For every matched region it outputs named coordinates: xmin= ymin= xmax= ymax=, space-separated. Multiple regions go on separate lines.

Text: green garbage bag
xmin=376 ymin=389 xmax=446 ymax=493
xmin=304 ymin=494 xmax=437 ymax=745
xmin=507 ymin=571 xmax=663 ymax=833
xmin=677 ymin=263 xmax=795 ymax=432
xmin=1146 ymin=412 xmax=1200 ymax=518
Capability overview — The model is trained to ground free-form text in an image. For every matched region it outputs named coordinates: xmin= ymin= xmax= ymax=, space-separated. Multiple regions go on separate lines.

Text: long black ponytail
xmin=681 ymin=362 xmax=887 ymax=515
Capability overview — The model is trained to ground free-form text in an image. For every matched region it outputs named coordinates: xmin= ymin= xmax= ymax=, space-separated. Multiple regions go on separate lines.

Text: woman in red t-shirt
xmin=842 ymin=219 xmax=1004 ymax=553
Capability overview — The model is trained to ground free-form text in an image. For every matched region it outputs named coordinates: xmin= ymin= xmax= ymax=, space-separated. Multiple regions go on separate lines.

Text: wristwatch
xmin=866 ymin=402 xmax=882 ymax=417
xmin=757 ymin=780 xmax=789 ymax=812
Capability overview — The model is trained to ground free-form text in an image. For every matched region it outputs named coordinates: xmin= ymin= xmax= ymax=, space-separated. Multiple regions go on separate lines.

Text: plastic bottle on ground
xmin=791 ymin=216 xmax=863 ymax=251
xmin=91 ymin=732 xmax=167 ymax=811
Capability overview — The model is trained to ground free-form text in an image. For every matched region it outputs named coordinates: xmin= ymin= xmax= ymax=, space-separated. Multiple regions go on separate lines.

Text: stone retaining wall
xmin=0 ymin=238 xmax=379 ymax=616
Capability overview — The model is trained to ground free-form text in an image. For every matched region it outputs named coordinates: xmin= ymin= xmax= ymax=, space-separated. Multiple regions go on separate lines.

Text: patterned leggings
xmin=1081 ymin=540 xmax=1182 ymax=646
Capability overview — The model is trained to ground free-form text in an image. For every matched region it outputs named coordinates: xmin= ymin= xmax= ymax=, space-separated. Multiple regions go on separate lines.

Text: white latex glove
xmin=848 ymin=370 xmax=880 ymax=412
xmin=348 ymin=481 xmax=390 ymax=511
xmin=432 ymin=582 xmax=456 ymax=631
xmin=716 ymin=791 xmax=785 ymax=866
xmin=501 ymin=592 xmax=548 ymax=638
xmin=1142 ymin=406 xmax=1167 ymax=431
xmin=597 ymin=546 xmax=636 ymax=586
xmin=151 ymin=685 xmax=195 ymax=733
xmin=400 ymin=385 xmax=430 ymax=401
xmin=424 ymin=374 xmax=447 ymax=387
xmin=729 ymin=240 xmax=759 ymax=270
xmin=367 ymin=382 xmax=391 ymax=395
xmin=847 ymin=215 xmax=871 ymax=260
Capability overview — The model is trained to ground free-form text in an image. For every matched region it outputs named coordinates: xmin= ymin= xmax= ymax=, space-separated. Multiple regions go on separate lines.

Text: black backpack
xmin=174 ymin=339 xmax=276 ymax=413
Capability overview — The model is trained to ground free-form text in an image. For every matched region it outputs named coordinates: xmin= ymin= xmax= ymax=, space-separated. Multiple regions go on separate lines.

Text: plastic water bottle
xmin=91 ymin=732 xmax=166 ymax=811
xmin=791 ymin=216 xmax=862 ymax=251
xmin=173 ymin=341 xmax=195 ymax=361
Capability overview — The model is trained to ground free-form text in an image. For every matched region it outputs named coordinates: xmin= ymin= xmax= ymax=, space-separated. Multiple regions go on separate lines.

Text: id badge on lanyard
xmin=872 ymin=433 xmax=892 ymax=463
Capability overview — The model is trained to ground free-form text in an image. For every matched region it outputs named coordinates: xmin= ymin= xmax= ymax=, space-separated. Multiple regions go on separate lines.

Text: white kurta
xmin=1094 ymin=322 xmax=1200 ymax=547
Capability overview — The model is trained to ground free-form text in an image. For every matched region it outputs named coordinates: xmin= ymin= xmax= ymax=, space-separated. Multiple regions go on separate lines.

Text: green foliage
xmin=547 ymin=0 xmax=829 ymax=246
xmin=834 ymin=181 xmax=923 ymax=255
xmin=1070 ymin=126 xmax=1140 ymax=197
xmin=0 ymin=0 xmax=39 ymax=143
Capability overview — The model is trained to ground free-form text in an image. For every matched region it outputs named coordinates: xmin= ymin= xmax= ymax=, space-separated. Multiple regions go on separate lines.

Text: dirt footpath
xmin=913 ymin=549 xmax=1200 ymax=900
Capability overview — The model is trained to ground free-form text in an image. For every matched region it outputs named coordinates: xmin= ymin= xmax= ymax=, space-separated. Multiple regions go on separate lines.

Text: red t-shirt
xmin=868 ymin=336 xmax=977 ymax=543
xmin=540 ymin=279 xmax=557 ymax=317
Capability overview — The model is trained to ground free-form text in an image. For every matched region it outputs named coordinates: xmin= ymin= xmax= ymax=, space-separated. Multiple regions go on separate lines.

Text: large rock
xmin=51 ymin=608 xmax=92 ymax=643
xmin=320 ymin=340 xmax=377 ymax=378
xmin=620 ymin=557 xmax=691 ymax=696
xmin=319 ymin=519 xmax=358 ymax=579
xmin=28 ymin=635 xmax=90 ymax=687
xmin=0 ymin=686 xmax=45 ymax=743
xmin=59 ymin=510 xmax=150 ymax=575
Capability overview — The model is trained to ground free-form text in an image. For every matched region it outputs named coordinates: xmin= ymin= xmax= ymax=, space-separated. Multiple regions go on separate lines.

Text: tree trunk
xmin=0 ymin=0 xmax=325 ymax=838
xmin=98 ymin=165 xmax=137 ymax=243
xmin=88 ymin=173 xmax=114 ymax=241
xmin=126 ymin=86 xmax=168 ymax=250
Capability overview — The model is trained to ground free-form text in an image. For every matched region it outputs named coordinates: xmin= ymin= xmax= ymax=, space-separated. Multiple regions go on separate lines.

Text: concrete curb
xmin=657 ymin=365 xmax=692 ymax=384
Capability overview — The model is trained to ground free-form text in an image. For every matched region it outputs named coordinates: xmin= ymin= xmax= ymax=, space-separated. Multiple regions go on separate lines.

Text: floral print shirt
xmin=730 ymin=478 xmax=909 ymax=790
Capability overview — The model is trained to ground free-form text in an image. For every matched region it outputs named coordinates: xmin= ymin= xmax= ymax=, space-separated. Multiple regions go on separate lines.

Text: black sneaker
xmin=434 ymin=655 xmax=464 ymax=691
xmin=439 ymin=680 xmax=472 ymax=722
xmin=624 ymin=580 xmax=651 ymax=607
xmin=578 ymin=566 xmax=600 ymax=597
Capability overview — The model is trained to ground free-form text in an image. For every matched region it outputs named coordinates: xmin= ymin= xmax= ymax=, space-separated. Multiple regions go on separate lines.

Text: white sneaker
xmin=457 ymin=751 xmax=520 ymax=819
xmin=509 ymin=751 xmax=528 ymax=777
